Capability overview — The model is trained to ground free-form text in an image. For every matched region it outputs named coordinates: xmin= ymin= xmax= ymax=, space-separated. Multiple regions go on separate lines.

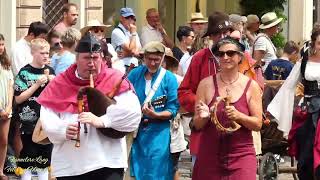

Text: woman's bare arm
xmin=193 ymin=77 xmax=212 ymax=130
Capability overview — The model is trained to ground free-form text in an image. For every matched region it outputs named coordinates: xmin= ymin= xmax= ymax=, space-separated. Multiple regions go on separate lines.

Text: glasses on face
xmin=145 ymin=55 xmax=162 ymax=63
xmin=91 ymin=27 xmax=104 ymax=33
xmin=215 ymin=50 xmax=240 ymax=58
xmin=125 ymin=16 xmax=136 ymax=21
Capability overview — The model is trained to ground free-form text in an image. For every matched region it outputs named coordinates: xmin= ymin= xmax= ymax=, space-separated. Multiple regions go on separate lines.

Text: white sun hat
xmin=259 ymin=12 xmax=283 ymax=29
xmin=80 ymin=19 xmax=112 ymax=35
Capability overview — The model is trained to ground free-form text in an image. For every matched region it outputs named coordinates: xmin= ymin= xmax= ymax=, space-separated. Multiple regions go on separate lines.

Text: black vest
xmin=301 ymin=47 xmax=320 ymax=96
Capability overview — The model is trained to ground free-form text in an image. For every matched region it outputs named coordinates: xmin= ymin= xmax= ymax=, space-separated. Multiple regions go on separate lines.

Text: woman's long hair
xmin=0 ymin=34 xmax=11 ymax=70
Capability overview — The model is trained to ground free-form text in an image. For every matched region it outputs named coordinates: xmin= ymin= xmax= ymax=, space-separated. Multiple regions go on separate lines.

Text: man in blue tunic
xmin=128 ymin=41 xmax=179 ymax=180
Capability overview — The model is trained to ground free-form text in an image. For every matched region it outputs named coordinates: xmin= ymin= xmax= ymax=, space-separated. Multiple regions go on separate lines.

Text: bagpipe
xmin=75 ymin=67 xmax=133 ymax=147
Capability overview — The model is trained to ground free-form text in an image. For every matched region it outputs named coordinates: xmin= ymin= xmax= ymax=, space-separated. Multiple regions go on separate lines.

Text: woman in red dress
xmin=192 ymin=37 xmax=262 ymax=180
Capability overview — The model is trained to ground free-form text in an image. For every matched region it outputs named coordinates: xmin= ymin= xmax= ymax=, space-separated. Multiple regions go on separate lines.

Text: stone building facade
xmin=0 ymin=0 xmax=315 ymax=51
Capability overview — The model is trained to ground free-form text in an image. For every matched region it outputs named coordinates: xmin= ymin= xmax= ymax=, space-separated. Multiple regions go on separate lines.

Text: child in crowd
xmin=0 ymin=34 xmax=14 ymax=180
xmin=14 ymin=38 xmax=55 ymax=180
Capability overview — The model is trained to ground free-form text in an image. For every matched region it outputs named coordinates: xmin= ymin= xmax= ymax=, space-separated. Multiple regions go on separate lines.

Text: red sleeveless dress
xmin=192 ymin=75 xmax=256 ymax=180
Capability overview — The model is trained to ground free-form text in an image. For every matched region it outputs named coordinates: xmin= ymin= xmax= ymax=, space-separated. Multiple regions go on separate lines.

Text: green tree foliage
xmin=240 ymin=0 xmax=287 ymax=17
xmin=240 ymin=0 xmax=287 ymax=48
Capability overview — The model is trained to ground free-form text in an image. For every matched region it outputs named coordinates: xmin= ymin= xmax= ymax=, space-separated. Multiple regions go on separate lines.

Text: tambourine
xmin=210 ymin=96 xmax=241 ymax=133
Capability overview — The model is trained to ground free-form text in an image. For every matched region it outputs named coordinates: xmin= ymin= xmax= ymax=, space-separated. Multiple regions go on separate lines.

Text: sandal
xmin=0 ymin=175 xmax=8 ymax=180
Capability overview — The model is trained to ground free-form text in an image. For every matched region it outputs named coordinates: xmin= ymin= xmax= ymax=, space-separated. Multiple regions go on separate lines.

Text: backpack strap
xmin=116 ymin=26 xmax=126 ymax=35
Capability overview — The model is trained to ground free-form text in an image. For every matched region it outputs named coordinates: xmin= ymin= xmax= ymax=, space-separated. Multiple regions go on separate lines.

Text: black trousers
xmin=56 ymin=167 xmax=124 ymax=180
xmin=296 ymin=113 xmax=320 ymax=180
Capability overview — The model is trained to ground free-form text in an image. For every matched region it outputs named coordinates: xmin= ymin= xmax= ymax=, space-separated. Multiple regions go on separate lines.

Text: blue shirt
xmin=128 ymin=65 xmax=179 ymax=119
xmin=51 ymin=51 xmax=75 ymax=75
xmin=111 ymin=23 xmax=141 ymax=66
xmin=264 ymin=58 xmax=294 ymax=80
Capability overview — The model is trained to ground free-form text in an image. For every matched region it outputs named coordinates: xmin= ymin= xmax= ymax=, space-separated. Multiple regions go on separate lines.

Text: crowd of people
xmin=0 ymin=2 xmax=319 ymax=180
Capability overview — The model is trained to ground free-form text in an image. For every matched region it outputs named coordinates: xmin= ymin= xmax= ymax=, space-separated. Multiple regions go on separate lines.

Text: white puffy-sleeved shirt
xmin=267 ymin=61 xmax=320 ymax=138
xmin=40 ymin=90 xmax=142 ymax=177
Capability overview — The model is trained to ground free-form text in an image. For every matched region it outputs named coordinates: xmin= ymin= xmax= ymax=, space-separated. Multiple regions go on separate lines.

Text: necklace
xmin=220 ymin=72 xmax=240 ymax=85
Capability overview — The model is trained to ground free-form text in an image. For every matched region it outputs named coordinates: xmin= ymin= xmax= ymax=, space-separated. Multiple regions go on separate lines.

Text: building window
xmin=43 ymin=0 xmax=68 ymax=30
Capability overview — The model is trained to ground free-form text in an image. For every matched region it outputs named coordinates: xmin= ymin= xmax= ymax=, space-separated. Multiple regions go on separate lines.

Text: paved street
xmin=178 ymin=151 xmax=296 ymax=180
xmin=7 ymin=151 xmax=296 ymax=180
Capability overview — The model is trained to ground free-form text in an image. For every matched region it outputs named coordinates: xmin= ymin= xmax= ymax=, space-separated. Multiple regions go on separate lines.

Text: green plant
xmin=240 ymin=0 xmax=287 ymax=17
xmin=240 ymin=0 xmax=287 ymax=49
xmin=271 ymin=33 xmax=286 ymax=49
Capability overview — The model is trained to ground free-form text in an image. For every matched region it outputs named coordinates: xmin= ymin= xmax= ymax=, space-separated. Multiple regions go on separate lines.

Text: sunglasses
xmin=91 ymin=27 xmax=104 ymax=33
xmin=125 ymin=16 xmax=136 ymax=21
xmin=215 ymin=50 xmax=240 ymax=57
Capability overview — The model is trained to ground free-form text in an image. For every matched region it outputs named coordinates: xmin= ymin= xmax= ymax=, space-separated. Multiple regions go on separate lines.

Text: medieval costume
xmin=268 ymin=59 xmax=320 ymax=179
xmin=178 ymin=47 xmax=219 ymax=160
xmin=128 ymin=42 xmax=179 ymax=180
xmin=38 ymin=33 xmax=141 ymax=179
xmin=192 ymin=76 xmax=256 ymax=180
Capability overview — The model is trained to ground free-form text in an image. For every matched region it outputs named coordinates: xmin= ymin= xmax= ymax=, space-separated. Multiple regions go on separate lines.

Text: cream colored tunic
xmin=0 ymin=65 xmax=13 ymax=110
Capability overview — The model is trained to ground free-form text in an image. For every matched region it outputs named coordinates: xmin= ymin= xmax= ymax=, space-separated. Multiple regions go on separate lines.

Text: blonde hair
xmin=61 ymin=27 xmax=81 ymax=48
xmin=30 ymin=38 xmax=50 ymax=52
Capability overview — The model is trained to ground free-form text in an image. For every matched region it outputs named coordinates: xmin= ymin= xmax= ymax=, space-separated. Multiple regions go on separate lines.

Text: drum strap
xmin=143 ymin=67 xmax=166 ymax=104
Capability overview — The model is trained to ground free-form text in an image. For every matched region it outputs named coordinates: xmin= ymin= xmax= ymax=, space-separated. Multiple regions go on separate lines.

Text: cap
xmin=143 ymin=41 xmax=165 ymax=54
xmin=120 ymin=7 xmax=135 ymax=17
xmin=75 ymin=32 xmax=101 ymax=53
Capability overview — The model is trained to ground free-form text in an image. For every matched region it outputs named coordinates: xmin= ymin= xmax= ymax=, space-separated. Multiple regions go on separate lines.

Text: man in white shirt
xmin=253 ymin=12 xmax=283 ymax=71
xmin=53 ymin=3 xmax=78 ymax=34
xmin=111 ymin=7 xmax=141 ymax=69
xmin=37 ymin=33 xmax=141 ymax=180
xmin=11 ymin=21 xmax=49 ymax=76
xmin=140 ymin=8 xmax=174 ymax=48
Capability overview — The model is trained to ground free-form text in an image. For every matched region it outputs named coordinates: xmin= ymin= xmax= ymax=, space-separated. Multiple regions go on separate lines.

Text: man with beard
xmin=54 ymin=3 xmax=78 ymax=34
xmin=188 ymin=12 xmax=209 ymax=54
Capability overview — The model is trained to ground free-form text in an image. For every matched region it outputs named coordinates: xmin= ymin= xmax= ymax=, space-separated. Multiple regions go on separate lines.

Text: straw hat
xmin=80 ymin=19 xmax=111 ymax=36
xmin=32 ymin=119 xmax=50 ymax=145
xmin=189 ymin=12 xmax=208 ymax=24
xmin=259 ymin=12 xmax=283 ymax=29
xmin=164 ymin=48 xmax=179 ymax=69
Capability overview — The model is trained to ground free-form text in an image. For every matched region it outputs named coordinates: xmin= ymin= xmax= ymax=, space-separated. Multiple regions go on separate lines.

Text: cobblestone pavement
xmin=8 ymin=151 xmax=296 ymax=180
xmin=178 ymin=150 xmax=296 ymax=180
